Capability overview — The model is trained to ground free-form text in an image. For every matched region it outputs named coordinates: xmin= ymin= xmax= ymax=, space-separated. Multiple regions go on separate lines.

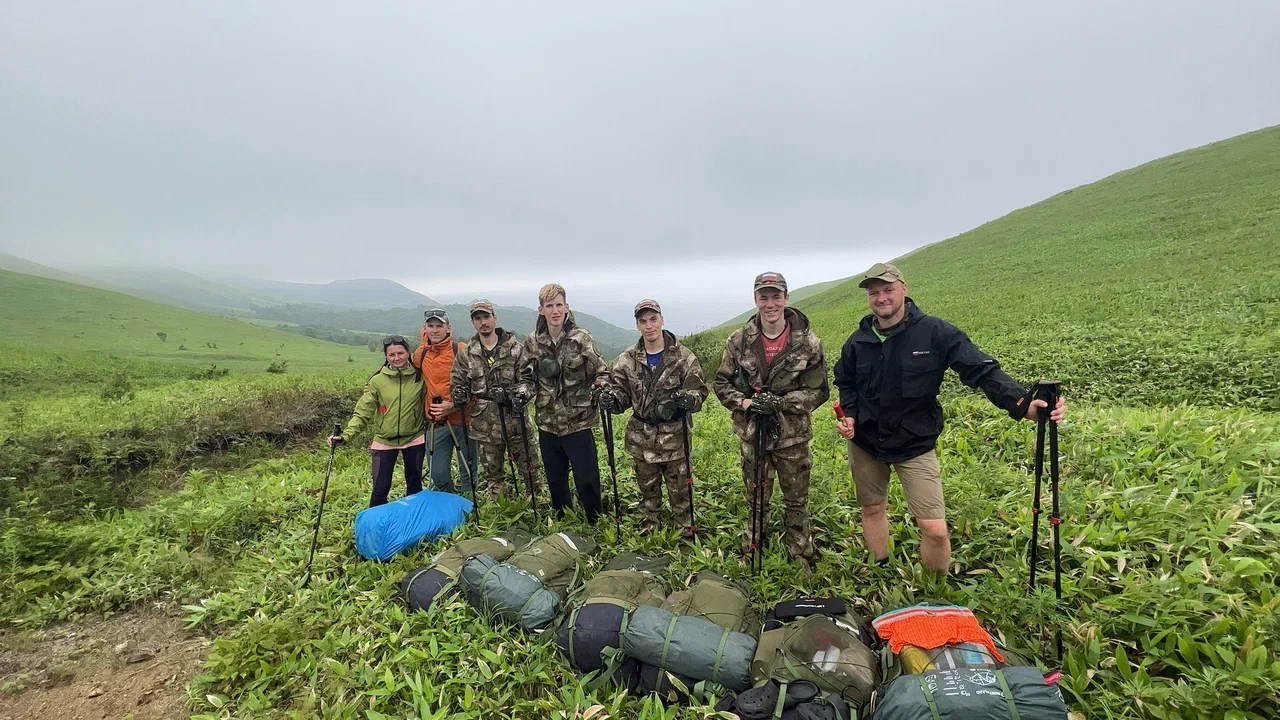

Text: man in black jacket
xmin=833 ymin=263 xmax=1065 ymax=574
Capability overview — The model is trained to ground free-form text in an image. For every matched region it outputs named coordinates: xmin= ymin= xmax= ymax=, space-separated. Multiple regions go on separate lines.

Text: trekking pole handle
xmin=832 ymin=401 xmax=846 ymax=420
xmin=331 ymin=423 xmax=343 ymax=445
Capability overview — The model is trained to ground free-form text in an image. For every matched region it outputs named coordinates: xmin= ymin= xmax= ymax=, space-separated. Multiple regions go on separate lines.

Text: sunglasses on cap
xmin=382 ymin=335 xmax=409 ymax=348
xmin=423 ymin=308 xmax=449 ymax=322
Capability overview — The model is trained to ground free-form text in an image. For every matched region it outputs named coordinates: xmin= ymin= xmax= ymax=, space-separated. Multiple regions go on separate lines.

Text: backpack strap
xmin=709 ymin=628 xmax=731 ymax=685
xmin=566 ymin=604 xmax=583 ymax=668
xmin=773 ymin=680 xmax=789 ymax=720
xmin=917 ymin=675 xmax=942 ymax=720
xmin=515 ymin=585 xmax=550 ymax=624
xmin=658 ymin=613 xmax=680 ymax=671
xmin=995 ymin=670 xmax=1021 ymax=720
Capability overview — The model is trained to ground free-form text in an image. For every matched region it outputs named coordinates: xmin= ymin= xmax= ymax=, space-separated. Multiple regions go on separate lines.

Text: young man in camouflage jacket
xmin=520 ymin=284 xmax=608 ymax=524
xmin=450 ymin=300 xmax=544 ymax=502
xmin=598 ymin=299 xmax=708 ymax=537
xmin=714 ymin=272 xmax=830 ymax=570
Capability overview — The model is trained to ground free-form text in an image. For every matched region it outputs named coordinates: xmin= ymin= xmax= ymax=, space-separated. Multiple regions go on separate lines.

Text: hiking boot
xmin=639 ymin=518 xmax=661 ymax=535
xmin=794 ymin=556 xmax=813 ymax=575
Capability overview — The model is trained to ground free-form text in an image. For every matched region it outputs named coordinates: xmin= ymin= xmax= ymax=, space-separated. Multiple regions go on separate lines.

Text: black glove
xmin=487 ymin=387 xmax=509 ymax=406
xmin=750 ymin=391 xmax=782 ymax=415
xmin=673 ymin=390 xmax=697 ymax=411
xmin=509 ymin=390 xmax=530 ymax=411
xmin=590 ymin=383 xmax=610 ymax=405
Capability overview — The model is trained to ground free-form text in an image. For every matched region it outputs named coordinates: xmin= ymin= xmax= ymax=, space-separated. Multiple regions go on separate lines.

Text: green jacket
xmin=341 ymin=363 xmax=427 ymax=445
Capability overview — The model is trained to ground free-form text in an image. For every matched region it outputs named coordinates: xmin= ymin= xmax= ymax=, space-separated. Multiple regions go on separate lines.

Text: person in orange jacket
xmin=411 ymin=308 xmax=477 ymax=494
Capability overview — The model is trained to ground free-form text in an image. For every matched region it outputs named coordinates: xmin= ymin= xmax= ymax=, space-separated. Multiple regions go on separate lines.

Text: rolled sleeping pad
xmin=354 ymin=489 xmax=471 ymax=562
xmin=459 ymin=553 xmax=560 ymax=631
xmin=622 ymin=604 xmax=757 ymax=692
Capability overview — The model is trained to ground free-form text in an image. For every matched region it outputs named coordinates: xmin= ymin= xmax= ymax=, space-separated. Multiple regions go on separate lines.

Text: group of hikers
xmin=329 ymin=262 xmax=1066 ymax=575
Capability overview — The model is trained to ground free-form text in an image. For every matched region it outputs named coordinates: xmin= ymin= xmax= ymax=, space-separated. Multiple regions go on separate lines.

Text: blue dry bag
xmin=354 ymin=490 xmax=472 ymax=561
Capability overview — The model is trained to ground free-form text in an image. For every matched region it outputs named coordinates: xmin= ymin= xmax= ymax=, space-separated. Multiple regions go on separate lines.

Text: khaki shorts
xmin=848 ymin=441 xmax=945 ymax=520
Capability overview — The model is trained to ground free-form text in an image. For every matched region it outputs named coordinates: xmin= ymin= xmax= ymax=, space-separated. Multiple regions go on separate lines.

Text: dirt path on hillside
xmin=0 ymin=609 xmax=208 ymax=720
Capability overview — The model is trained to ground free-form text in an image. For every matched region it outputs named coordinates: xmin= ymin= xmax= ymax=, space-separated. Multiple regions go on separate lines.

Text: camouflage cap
xmin=633 ymin=299 xmax=662 ymax=317
xmin=857 ymin=262 xmax=905 ymax=288
xmin=753 ymin=271 xmax=788 ymax=294
xmin=469 ymin=299 xmax=496 ymax=317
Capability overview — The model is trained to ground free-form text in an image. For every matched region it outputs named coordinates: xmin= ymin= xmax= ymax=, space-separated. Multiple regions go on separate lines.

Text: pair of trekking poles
xmin=1027 ymin=379 xmax=1065 ymax=661
xmin=597 ymin=403 xmax=698 ymax=539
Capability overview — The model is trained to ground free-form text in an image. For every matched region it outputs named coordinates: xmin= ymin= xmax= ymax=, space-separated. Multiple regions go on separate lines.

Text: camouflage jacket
xmin=450 ymin=328 xmax=536 ymax=445
xmin=713 ymin=307 xmax=829 ymax=449
xmin=521 ymin=312 xmax=607 ymax=437
xmin=605 ymin=331 xmax=708 ymax=464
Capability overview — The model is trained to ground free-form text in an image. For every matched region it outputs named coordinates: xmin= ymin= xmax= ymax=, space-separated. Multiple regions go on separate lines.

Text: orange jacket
xmin=412 ymin=327 xmax=468 ymax=426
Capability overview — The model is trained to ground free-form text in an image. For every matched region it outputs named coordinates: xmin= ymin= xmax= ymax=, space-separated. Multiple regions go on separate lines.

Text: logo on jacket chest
xmin=911 ymin=350 xmax=932 ymax=357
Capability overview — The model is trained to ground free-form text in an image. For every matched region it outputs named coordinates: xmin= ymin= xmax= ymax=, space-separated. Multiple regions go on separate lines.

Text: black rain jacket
xmin=833 ymin=300 xmax=1029 ymax=462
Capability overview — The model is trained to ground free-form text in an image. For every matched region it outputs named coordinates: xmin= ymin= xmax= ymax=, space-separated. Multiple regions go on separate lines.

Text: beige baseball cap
xmin=469 ymin=299 xmax=496 ymax=316
xmin=633 ymin=299 xmax=662 ymax=317
xmin=857 ymin=263 xmax=905 ymax=288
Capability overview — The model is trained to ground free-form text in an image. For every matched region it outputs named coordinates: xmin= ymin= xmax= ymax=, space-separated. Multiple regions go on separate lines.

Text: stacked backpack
xmin=868 ymin=605 xmax=1069 ymax=719
xmin=566 ymin=569 xmax=761 ymax=706
xmin=555 ymin=552 xmax=671 ymax=674
xmin=398 ymin=528 xmax=538 ymax=611
xmin=459 ymin=531 xmax=599 ymax=631
xmin=731 ymin=597 xmax=880 ymax=720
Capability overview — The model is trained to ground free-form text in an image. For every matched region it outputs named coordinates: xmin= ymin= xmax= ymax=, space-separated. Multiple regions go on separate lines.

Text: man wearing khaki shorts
xmin=833 ymin=263 xmax=1065 ymax=574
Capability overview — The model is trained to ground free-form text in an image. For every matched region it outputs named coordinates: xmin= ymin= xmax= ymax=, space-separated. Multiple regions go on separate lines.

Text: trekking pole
xmin=303 ymin=423 xmax=342 ymax=588
xmin=600 ymin=405 xmax=622 ymax=536
xmin=495 ymin=400 xmax=520 ymax=494
xmin=1043 ymin=380 xmax=1064 ymax=662
xmin=444 ymin=420 xmax=481 ymax=526
xmin=1028 ymin=396 xmax=1047 ymax=594
xmin=513 ymin=402 xmax=541 ymax=525
xmin=681 ymin=414 xmax=696 ymax=536
xmin=751 ymin=417 xmax=766 ymax=575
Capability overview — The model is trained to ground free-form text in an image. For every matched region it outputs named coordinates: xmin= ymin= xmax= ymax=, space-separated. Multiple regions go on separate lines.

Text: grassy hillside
xmin=690 ymin=126 xmax=1280 ymax=410
xmin=0 ymin=268 xmax=362 ymax=383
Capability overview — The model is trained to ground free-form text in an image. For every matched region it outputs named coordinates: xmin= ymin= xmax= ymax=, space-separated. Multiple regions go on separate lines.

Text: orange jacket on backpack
xmin=412 ymin=327 xmax=468 ymax=427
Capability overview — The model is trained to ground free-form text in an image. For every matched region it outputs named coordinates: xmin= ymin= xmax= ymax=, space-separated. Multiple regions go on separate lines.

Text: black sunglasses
xmin=382 ymin=335 xmax=409 ymax=348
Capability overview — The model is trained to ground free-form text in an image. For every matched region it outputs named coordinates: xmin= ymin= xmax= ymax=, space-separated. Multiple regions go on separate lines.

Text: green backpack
xmin=399 ymin=528 xmax=537 ymax=611
xmin=507 ymin=531 xmax=600 ymax=599
xmin=663 ymin=571 xmax=760 ymax=635
xmin=556 ymin=552 xmax=670 ymax=674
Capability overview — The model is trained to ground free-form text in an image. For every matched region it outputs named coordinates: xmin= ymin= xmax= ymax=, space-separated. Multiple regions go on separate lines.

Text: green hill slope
xmin=0 ymin=268 xmax=363 ymax=387
xmin=690 ymin=126 xmax=1280 ymax=410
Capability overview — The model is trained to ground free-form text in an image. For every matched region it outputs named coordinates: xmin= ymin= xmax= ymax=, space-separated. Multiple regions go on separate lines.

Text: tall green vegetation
xmin=2 ymin=127 xmax=1278 ymax=719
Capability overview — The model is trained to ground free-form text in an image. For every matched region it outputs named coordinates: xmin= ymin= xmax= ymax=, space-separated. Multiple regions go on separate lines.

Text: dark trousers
xmin=370 ymin=444 xmax=426 ymax=507
xmin=538 ymin=428 xmax=602 ymax=523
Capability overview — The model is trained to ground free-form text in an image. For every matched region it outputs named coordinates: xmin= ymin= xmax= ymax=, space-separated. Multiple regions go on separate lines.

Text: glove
xmin=510 ymin=390 xmax=530 ymax=411
xmin=750 ymin=391 xmax=782 ymax=415
xmin=590 ymin=382 xmax=611 ymax=405
xmin=487 ymin=387 xmax=509 ymax=406
xmin=600 ymin=389 xmax=622 ymax=413
xmin=673 ymin=390 xmax=697 ymax=411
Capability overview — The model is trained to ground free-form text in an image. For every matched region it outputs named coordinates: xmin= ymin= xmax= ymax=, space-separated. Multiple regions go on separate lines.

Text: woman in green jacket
xmin=328 ymin=336 xmax=428 ymax=507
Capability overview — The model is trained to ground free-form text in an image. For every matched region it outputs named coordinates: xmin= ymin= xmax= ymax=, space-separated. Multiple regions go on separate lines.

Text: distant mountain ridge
xmin=0 ymin=254 xmax=635 ymax=357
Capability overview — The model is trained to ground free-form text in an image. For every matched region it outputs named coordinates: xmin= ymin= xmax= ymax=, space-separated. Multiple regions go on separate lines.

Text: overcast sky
xmin=3 ymin=2 xmax=1278 ymax=332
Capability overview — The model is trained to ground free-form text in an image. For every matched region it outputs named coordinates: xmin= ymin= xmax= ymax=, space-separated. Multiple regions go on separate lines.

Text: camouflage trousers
xmin=740 ymin=439 xmax=815 ymax=561
xmin=475 ymin=418 xmax=544 ymax=501
xmin=633 ymin=458 xmax=694 ymax=535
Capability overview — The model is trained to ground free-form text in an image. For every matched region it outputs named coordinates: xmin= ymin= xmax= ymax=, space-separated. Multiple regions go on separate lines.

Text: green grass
xmin=3 ymin=127 xmax=1279 ymax=719
xmin=689 ymin=125 xmax=1280 ymax=410
xmin=0 ymin=268 xmax=361 ymax=384
xmin=2 ymin=400 xmax=1276 ymax=718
